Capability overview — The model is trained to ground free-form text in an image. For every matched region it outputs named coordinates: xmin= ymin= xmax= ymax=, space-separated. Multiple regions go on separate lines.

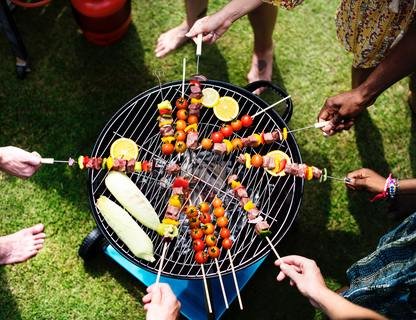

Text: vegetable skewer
xmin=214 ymin=258 xmax=229 ymax=309
xmin=200 ymin=263 xmax=213 ymax=314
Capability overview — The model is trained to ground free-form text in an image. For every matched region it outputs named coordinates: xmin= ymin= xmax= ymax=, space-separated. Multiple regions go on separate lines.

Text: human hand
xmin=317 ymin=88 xmax=371 ymax=136
xmin=346 ymin=168 xmax=386 ymax=193
xmin=0 ymin=146 xmax=42 ymax=178
xmin=143 ymin=283 xmax=180 ymax=320
xmin=185 ymin=13 xmax=233 ymax=45
xmin=275 ymin=255 xmax=328 ymax=308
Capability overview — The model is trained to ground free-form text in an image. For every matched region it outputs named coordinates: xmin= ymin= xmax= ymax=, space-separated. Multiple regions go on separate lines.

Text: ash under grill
xmin=88 ymin=80 xmax=303 ymax=279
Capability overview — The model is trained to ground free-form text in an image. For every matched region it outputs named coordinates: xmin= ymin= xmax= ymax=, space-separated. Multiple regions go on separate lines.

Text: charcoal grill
xmin=87 ymin=79 xmax=303 ymax=281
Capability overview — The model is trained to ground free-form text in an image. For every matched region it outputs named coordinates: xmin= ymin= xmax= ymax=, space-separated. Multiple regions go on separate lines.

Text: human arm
xmin=185 ymin=0 xmax=264 ymax=44
xmin=275 ymin=255 xmax=387 ymax=319
xmin=0 ymin=146 xmax=41 ymax=178
xmin=318 ymin=23 xmax=416 ymax=135
xmin=346 ymin=168 xmax=416 ymax=194
xmin=142 ymin=283 xmax=180 ymax=320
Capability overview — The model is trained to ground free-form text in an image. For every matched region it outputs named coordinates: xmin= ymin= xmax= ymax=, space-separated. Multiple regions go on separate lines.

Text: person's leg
xmin=0 ymin=224 xmax=45 ymax=265
xmin=155 ymin=0 xmax=208 ymax=58
xmin=246 ymin=3 xmax=277 ymax=88
xmin=409 ymin=72 xmax=416 ymax=113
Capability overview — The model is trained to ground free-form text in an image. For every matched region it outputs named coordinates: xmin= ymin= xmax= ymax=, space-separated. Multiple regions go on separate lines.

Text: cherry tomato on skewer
xmin=220 ymin=227 xmax=231 ymax=239
xmin=213 ymin=207 xmax=225 ymax=218
xmin=222 ymin=238 xmax=233 ymax=250
xmin=205 ymin=234 xmax=217 ymax=247
xmin=175 ymin=120 xmax=187 ymax=131
xmin=195 ymin=251 xmax=209 ymax=264
xmin=231 ymin=119 xmax=243 ymax=132
xmin=188 ymin=115 xmax=198 ymax=124
xmin=177 ymin=109 xmax=188 ymax=121
xmin=211 ymin=132 xmax=224 ymax=143
xmin=201 ymin=138 xmax=213 ymax=150
xmin=231 ymin=138 xmax=243 ymax=150
xmin=202 ymin=222 xmax=215 ymax=235
xmin=241 ymin=114 xmax=253 ymax=127
xmin=161 ymin=143 xmax=174 ymax=155
xmin=176 ymin=97 xmax=188 ymax=109
xmin=189 ymin=217 xmax=201 ymax=229
xmin=192 ymin=239 xmax=205 ymax=252
xmin=216 ymin=216 xmax=228 ymax=228
xmin=208 ymin=246 xmax=221 ymax=259
xmin=212 ymin=197 xmax=223 ymax=208
xmin=199 ymin=212 xmax=212 ymax=224
xmin=175 ymin=130 xmax=186 ymax=142
xmin=186 ymin=206 xmax=198 ymax=218
xmin=220 ymin=124 xmax=233 ymax=138
xmin=251 ymin=154 xmax=264 ymax=168
xmin=175 ymin=141 xmax=187 ymax=153
xmin=198 ymin=202 xmax=210 ymax=213
xmin=190 ymin=228 xmax=204 ymax=240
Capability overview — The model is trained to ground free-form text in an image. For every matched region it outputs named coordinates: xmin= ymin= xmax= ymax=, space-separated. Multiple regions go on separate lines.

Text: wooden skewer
xmin=265 ymin=236 xmax=283 ymax=263
xmin=251 ymin=95 xmax=291 ymax=118
xmin=214 ymin=258 xmax=229 ymax=309
xmin=201 ymin=264 xmax=213 ymax=313
xmin=287 ymin=121 xmax=330 ymax=133
xmin=155 ymin=242 xmax=168 ymax=285
xmin=227 ymin=250 xmax=243 ymax=310
xmin=181 ymin=57 xmax=186 ymax=98
xmin=195 ymin=33 xmax=202 ymax=74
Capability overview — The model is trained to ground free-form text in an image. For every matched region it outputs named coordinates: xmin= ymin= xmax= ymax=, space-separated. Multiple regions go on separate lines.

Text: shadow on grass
xmin=0 ymin=268 xmax=22 ymax=320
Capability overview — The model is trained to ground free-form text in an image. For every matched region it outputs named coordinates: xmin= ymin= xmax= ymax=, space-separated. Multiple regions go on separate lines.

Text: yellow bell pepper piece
xmin=191 ymin=98 xmax=202 ymax=104
xmin=106 ymin=156 xmax=114 ymax=171
xmin=244 ymin=200 xmax=256 ymax=211
xmin=223 ymin=139 xmax=233 ymax=154
xmin=184 ymin=124 xmax=198 ymax=133
xmin=157 ymin=100 xmax=172 ymax=111
xmin=245 ymin=153 xmax=252 ymax=169
xmin=168 ymin=195 xmax=182 ymax=208
xmin=230 ymin=180 xmax=241 ymax=189
xmin=282 ymin=127 xmax=288 ymax=140
xmin=306 ymin=166 xmax=313 ymax=181
xmin=134 ymin=161 xmax=142 ymax=172
xmin=162 ymin=218 xmax=180 ymax=226
xmin=161 ymin=136 xmax=176 ymax=143
xmin=253 ymin=134 xmax=262 ymax=147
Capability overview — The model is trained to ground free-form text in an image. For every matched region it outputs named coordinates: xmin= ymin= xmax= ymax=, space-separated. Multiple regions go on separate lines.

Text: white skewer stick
xmin=227 ymin=250 xmax=243 ymax=310
xmin=288 ymin=121 xmax=330 ymax=133
xmin=41 ymin=158 xmax=70 ymax=164
xmin=252 ymin=95 xmax=291 ymax=118
xmin=214 ymin=258 xmax=229 ymax=309
xmin=266 ymin=236 xmax=283 ymax=263
xmin=195 ymin=33 xmax=202 ymax=74
xmin=181 ymin=57 xmax=186 ymax=98
xmin=155 ymin=242 xmax=168 ymax=285
xmin=201 ymin=264 xmax=213 ymax=313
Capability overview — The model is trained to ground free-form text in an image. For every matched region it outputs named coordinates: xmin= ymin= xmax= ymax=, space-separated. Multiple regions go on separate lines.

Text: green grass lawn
xmin=0 ymin=1 xmax=414 ymax=319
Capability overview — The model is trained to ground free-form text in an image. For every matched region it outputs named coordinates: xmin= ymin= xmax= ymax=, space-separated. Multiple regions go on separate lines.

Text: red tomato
xmin=199 ymin=212 xmax=212 ymax=224
xmin=220 ymin=227 xmax=231 ymax=239
xmin=190 ymin=228 xmax=204 ymax=240
xmin=195 ymin=250 xmax=208 ymax=264
xmin=175 ymin=130 xmax=186 ymax=142
xmin=192 ymin=239 xmax=205 ymax=252
xmin=220 ymin=124 xmax=233 ymax=138
xmin=198 ymin=202 xmax=210 ymax=213
xmin=201 ymin=138 xmax=213 ymax=150
xmin=216 ymin=216 xmax=228 ymax=228
xmin=175 ymin=120 xmax=187 ymax=131
xmin=189 ymin=217 xmax=201 ymax=229
xmin=222 ymin=238 xmax=233 ymax=250
xmin=177 ymin=109 xmax=188 ymax=120
xmin=172 ymin=176 xmax=189 ymax=188
xmin=202 ymin=223 xmax=215 ymax=235
xmin=277 ymin=159 xmax=287 ymax=173
xmin=186 ymin=206 xmax=198 ymax=218
xmin=176 ymin=97 xmax=188 ymax=109
xmin=175 ymin=141 xmax=187 ymax=153
xmin=188 ymin=115 xmax=198 ymax=124
xmin=231 ymin=119 xmax=242 ymax=131
xmin=231 ymin=138 xmax=243 ymax=150
xmin=241 ymin=114 xmax=253 ymax=127
xmin=205 ymin=234 xmax=217 ymax=247
xmin=211 ymin=131 xmax=224 ymax=143
xmin=208 ymin=246 xmax=220 ymax=259
xmin=213 ymin=207 xmax=225 ymax=218
xmin=251 ymin=154 xmax=263 ymax=168
xmin=161 ymin=143 xmax=174 ymax=155
xmin=83 ymin=156 xmax=90 ymax=166
xmin=212 ymin=197 xmax=223 ymax=208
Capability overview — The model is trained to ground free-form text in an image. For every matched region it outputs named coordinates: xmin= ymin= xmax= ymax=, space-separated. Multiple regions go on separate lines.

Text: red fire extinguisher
xmin=70 ymin=0 xmax=131 ymax=46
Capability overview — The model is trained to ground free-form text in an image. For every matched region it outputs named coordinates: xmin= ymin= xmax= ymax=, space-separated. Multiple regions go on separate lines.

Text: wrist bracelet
xmin=370 ymin=173 xmax=399 ymax=202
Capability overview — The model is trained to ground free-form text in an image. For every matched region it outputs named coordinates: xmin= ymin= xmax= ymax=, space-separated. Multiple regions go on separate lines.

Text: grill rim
xmin=87 ymin=79 xmax=304 ymax=279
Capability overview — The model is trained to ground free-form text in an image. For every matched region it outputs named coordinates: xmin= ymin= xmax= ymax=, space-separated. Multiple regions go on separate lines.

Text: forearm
xmin=216 ymin=0 xmax=264 ymax=23
xmin=315 ymin=288 xmax=387 ymax=320
xmin=358 ymin=23 xmax=416 ymax=104
xmin=399 ymin=179 xmax=416 ymax=194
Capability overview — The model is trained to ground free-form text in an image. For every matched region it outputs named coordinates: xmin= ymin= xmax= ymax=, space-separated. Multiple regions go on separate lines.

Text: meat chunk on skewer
xmin=166 ymin=163 xmax=181 ymax=175
xmin=186 ymin=131 xmax=199 ymax=150
xmin=261 ymin=155 xmax=275 ymax=170
xmin=213 ymin=143 xmax=227 ymax=155
xmin=254 ymin=221 xmax=270 ymax=235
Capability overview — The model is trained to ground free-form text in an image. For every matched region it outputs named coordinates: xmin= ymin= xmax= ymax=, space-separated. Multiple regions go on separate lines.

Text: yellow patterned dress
xmin=336 ymin=0 xmax=416 ymax=68
xmin=263 ymin=0 xmax=416 ymax=68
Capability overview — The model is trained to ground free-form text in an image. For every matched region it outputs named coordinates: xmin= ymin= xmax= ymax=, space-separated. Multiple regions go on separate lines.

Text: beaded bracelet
xmin=370 ymin=173 xmax=399 ymax=202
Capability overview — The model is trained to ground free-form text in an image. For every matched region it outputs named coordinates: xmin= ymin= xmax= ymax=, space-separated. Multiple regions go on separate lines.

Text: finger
xmin=276 ymin=271 xmax=286 ymax=282
xmin=280 ymin=264 xmax=302 ymax=284
xmin=142 ymin=293 xmax=152 ymax=304
xmin=149 ymin=285 xmax=162 ymax=304
xmin=276 ymin=255 xmax=310 ymax=266
xmin=289 ymin=280 xmax=295 ymax=286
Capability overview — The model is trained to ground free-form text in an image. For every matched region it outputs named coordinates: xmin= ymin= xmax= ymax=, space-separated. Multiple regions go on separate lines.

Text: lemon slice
xmin=110 ymin=138 xmax=139 ymax=160
xmin=201 ymin=88 xmax=220 ymax=108
xmin=265 ymin=150 xmax=291 ymax=176
xmin=213 ymin=96 xmax=239 ymax=122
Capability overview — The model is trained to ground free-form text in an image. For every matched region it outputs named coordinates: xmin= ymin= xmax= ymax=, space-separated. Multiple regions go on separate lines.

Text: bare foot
xmin=0 ymin=224 xmax=45 ymax=265
xmin=155 ymin=22 xmax=190 ymax=58
xmin=247 ymin=47 xmax=274 ymax=95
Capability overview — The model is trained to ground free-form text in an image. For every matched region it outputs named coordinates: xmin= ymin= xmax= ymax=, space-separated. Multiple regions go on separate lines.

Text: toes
xmin=34 ymin=238 xmax=45 ymax=245
xmin=33 ymin=232 xmax=46 ymax=240
xmin=29 ymin=223 xmax=45 ymax=234
xmin=34 ymin=243 xmax=44 ymax=251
